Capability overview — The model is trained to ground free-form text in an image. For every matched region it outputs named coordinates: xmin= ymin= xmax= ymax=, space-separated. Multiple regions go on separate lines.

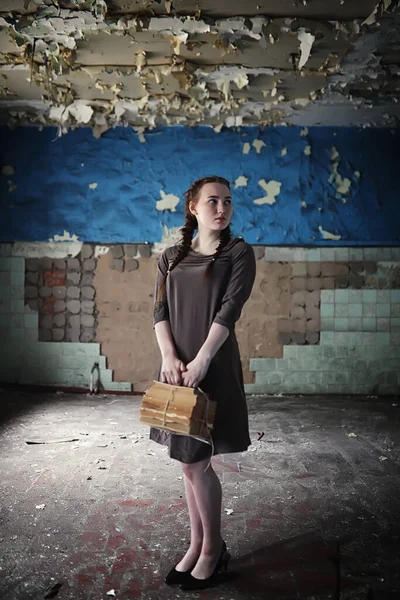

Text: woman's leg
xmin=175 ymin=472 xmax=204 ymax=571
xmin=181 ymin=459 xmax=224 ymax=579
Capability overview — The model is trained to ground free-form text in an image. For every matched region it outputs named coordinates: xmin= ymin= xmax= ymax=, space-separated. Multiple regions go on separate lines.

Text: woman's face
xmin=190 ymin=182 xmax=233 ymax=232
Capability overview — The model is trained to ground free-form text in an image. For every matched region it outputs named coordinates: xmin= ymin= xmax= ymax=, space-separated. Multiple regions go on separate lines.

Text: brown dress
xmin=150 ymin=237 xmax=256 ymax=464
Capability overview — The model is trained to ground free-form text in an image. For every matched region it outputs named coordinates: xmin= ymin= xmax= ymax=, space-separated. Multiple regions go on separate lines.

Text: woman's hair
xmin=157 ymin=175 xmax=232 ymax=302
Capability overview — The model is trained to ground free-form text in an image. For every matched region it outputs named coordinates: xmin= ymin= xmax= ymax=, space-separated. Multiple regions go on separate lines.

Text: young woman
xmin=151 ymin=175 xmax=256 ymax=591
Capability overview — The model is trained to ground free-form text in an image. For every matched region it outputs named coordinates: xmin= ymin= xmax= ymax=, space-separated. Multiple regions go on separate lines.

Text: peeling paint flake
xmin=304 ymin=145 xmax=311 ymax=156
xmin=297 ymin=28 xmax=316 ymax=70
xmin=252 ymin=139 xmax=266 ymax=154
xmin=281 ymin=147 xmax=288 ymax=156
xmin=300 ymin=127 xmax=309 ymax=137
xmin=242 ymin=142 xmax=251 ymax=155
xmin=2 ymin=165 xmax=15 ymax=176
xmin=318 ymin=226 xmax=341 ymax=241
xmin=254 ymin=179 xmax=281 ymax=206
xmin=156 ymin=190 xmax=180 ymax=212
xmin=330 ymin=146 xmax=352 ymax=196
xmin=49 ymin=231 xmax=80 ymax=243
xmin=234 ymin=176 xmax=248 ymax=188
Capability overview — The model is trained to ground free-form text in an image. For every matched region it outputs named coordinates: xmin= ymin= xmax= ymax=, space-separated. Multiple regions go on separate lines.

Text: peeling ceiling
xmin=0 ymin=0 xmax=399 ymax=134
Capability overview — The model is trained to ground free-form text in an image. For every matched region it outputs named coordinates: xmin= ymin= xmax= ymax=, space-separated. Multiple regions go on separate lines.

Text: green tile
xmin=393 ymin=304 xmax=400 ymax=317
xmin=0 ymin=258 xmax=11 ymax=272
xmin=335 ymin=318 xmax=349 ymax=331
xmin=377 ymin=303 xmax=390 ymax=317
xmin=349 ymin=317 xmax=362 ymax=330
xmin=11 ymin=314 xmax=24 ymax=328
xmin=334 ymin=248 xmax=350 ymax=261
xmin=321 ymin=317 xmax=334 ymax=330
xmin=10 ymin=257 xmax=24 ymax=272
xmin=11 ymin=286 xmax=24 ymax=300
xmin=391 ymin=332 xmax=400 ymax=345
xmin=377 ymin=290 xmax=391 ymax=303
xmin=377 ymin=332 xmax=390 ymax=345
xmin=245 ymin=384 xmax=267 ymax=394
xmin=321 ymin=290 xmax=334 ymax=303
xmin=321 ymin=248 xmax=335 ymax=261
xmin=362 ymin=290 xmax=377 ymax=303
xmin=11 ymin=271 xmax=24 ymax=286
xmin=0 ymin=285 xmax=10 ymax=300
xmin=349 ymin=290 xmax=363 ymax=303
xmin=283 ymin=346 xmax=298 ymax=358
xmin=320 ymin=332 xmax=334 ymax=345
xmin=362 ymin=318 xmax=376 ymax=331
xmin=11 ymin=328 xmax=24 ymax=343
xmin=363 ymin=304 xmax=377 ymax=317
xmin=335 ymin=332 xmax=349 ymax=345
xmin=321 ymin=304 xmax=334 ymax=318
xmin=250 ymin=358 xmax=277 ymax=371
xmin=11 ymin=298 xmax=24 ymax=313
xmin=335 ymin=304 xmax=349 ymax=317
xmin=306 ymin=248 xmax=321 ymax=261
xmin=276 ymin=358 xmax=290 ymax=369
xmin=24 ymin=314 xmax=38 ymax=328
xmin=288 ymin=358 xmax=305 ymax=371
xmin=391 ymin=318 xmax=400 ymax=328
xmin=335 ymin=346 xmax=349 ymax=357
xmin=391 ymin=290 xmax=400 ymax=303
xmin=348 ymin=332 xmax=363 ymax=345
xmin=61 ymin=343 xmax=101 ymax=356
xmin=348 ymin=248 xmax=363 ymax=261
xmin=335 ymin=290 xmax=349 ymax=303
xmin=323 ymin=346 xmax=335 ymax=358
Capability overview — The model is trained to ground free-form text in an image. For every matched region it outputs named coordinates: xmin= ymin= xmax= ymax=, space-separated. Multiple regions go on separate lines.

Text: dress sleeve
xmin=213 ymin=241 xmax=256 ymax=332
xmin=153 ymin=250 xmax=170 ymax=327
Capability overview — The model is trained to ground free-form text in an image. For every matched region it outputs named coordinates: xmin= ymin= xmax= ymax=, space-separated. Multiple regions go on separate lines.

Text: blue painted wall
xmin=0 ymin=125 xmax=399 ymax=245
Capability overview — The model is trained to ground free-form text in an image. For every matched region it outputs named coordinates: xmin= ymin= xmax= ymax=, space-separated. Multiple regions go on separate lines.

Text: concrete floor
xmin=0 ymin=390 xmax=400 ymax=600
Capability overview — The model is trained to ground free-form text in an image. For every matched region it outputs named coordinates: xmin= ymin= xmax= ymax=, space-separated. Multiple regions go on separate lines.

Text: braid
xmin=204 ymin=224 xmax=232 ymax=280
xmin=156 ymin=216 xmax=196 ymax=303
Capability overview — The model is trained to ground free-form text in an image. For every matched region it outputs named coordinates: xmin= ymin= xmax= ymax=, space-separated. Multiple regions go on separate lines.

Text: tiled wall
xmin=1 ymin=242 xmax=400 ymax=395
xmin=0 ymin=253 xmax=131 ymax=391
xmin=246 ymin=247 xmax=400 ymax=395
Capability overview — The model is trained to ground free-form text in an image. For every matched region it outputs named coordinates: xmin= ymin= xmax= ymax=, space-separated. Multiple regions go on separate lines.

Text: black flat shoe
xmin=165 ymin=564 xmax=194 ymax=585
xmin=180 ymin=541 xmax=231 ymax=591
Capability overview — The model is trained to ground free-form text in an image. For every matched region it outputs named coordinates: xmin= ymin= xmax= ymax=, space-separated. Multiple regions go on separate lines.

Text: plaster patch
xmin=300 ymin=127 xmax=309 ymax=137
xmin=330 ymin=146 xmax=352 ymax=196
xmin=301 ymin=201 xmax=307 ymax=208
xmin=234 ymin=176 xmax=248 ymax=188
xmin=89 ymin=182 xmax=98 ymax=189
xmin=252 ymin=139 xmax=266 ymax=154
xmin=153 ymin=224 xmax=182 ymax=254
xmin=156 ymin=190 xmax=180 ymax=212
xmin=318 ymin=226 xmax=342 ymax=241
xmin=354 ymin=171 xmax=361 ymax=180
xmin=13 ymin=241 xmax=82 ymax=258
xmin=297 ymin=28 xmax=316 ymax=70
xmin=281 ymin=147 xmax=288 ymax=156
xmin=2 ymin=165 xmax=14 ymax=175
xmin=7 ymin=181 xmax=17 ymax=192
xmin=49 ymin=231 xmax=80 ymax=243
xmin=304 ymin=145 xmax=311 ymax=155
xmin=242 ymin=142 xmax=251 ymax=155
xmin=95 ymin=246 xmax=110 ymax=258
xmin=294 ymin=98 xmax=310 ymax=107
xmin=254 ymin=179 xmax=281 ymax=206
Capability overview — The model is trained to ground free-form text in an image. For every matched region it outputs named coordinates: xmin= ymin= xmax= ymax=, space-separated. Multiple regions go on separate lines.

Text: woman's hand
xmin=181 ymin=355 xmax=211 ymax=388
xmin=160 ymin=353 xmax=187 ymax=386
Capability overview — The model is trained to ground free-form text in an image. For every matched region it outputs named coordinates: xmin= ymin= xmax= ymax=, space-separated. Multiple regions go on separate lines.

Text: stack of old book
xmin=140 ymin=381 xmax=216 ymax=441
